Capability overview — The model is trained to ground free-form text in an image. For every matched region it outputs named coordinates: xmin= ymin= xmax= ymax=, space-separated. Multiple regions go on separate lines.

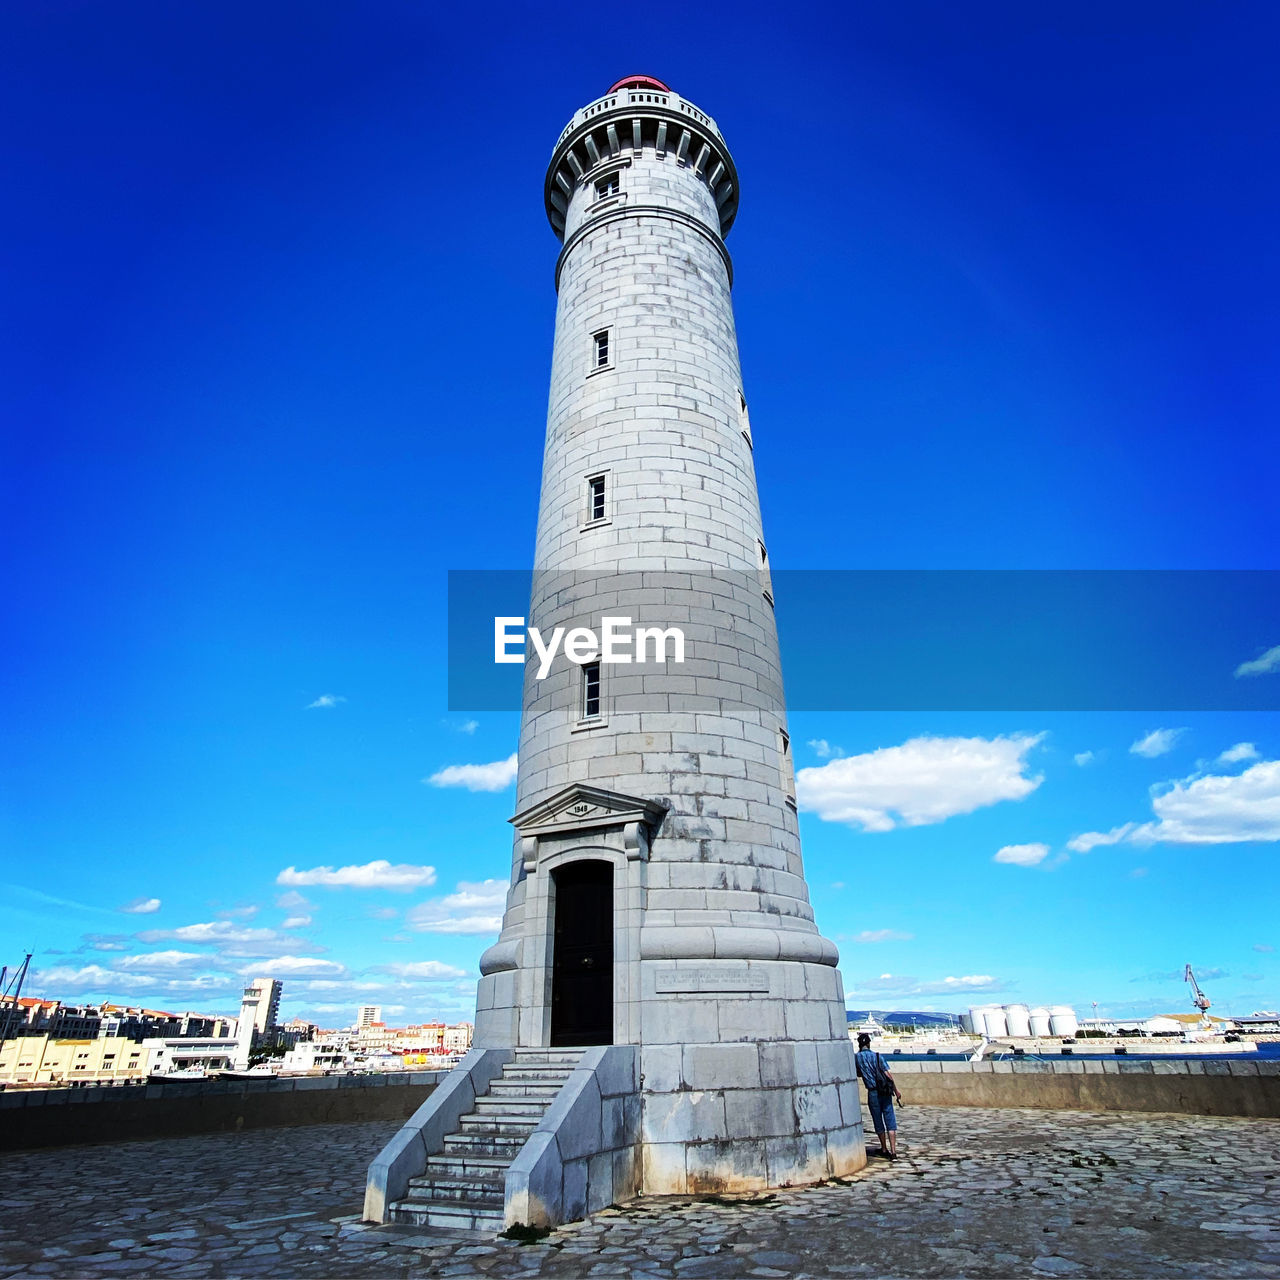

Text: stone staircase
xmin=389 ymin=1048 xmax=584 ymax=1232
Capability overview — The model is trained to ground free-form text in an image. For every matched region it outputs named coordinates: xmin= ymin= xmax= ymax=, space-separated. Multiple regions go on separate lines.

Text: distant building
xmin=234 ymin=978 xmax=283 ymax=1069
xmin=242 ymin=979 xmax=282 ymax=1037
xmin=0 ymin=1035 xmax=150 ymax=1086
xmin=1 ymin=998 xmax=236 ymax=1044
xmin=144 ymin=1037 xmax=238 ymax=1075
xmin=442 ymin=1023 xmax=473 ymax=1054
xmin=357 ymin=1004 xmax=382 ymax=1031
xmin=278 ymin=1038 xmax=352 ymax=1073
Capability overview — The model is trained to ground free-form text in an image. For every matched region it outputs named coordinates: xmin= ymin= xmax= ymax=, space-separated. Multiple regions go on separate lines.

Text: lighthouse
xmin=367 ymin=77 xmax=865 ymax=1230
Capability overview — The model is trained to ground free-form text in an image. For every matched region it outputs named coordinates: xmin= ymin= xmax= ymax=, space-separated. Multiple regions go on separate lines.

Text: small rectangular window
xmin=738 ymin=390 xmax=753 ymax=447
xmin=588 ymin=475 xmax=607 ymax=522
xmin=595 ymin=173 xmax=619 ymax=200
xmin=582 ymin=661 xmax=602 ymax=720
xmin=593 ymin=329 xmax=611 ymax=369
xmin=759 ymin=539 xmax=774 ymax=605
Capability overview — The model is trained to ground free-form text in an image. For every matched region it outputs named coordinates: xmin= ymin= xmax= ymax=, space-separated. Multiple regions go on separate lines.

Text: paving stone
xmin=2 ymin=1110 xmax=1279 ymax=1277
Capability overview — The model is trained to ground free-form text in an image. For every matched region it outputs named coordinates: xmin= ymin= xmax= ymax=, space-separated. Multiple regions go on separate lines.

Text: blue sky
xmin=2 ymin=2 xmax=1277 ymax=1028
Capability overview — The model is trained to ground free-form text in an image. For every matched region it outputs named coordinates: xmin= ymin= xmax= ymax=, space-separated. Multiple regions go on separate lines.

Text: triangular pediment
xmin=510 ymin=783 xmax=668 ymax=838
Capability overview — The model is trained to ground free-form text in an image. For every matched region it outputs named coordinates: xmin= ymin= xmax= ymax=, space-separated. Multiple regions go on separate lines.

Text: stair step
xmin=472 ymin=1099 xmax=547 ymax=1118
xmin=486 ymin=1082 xmax=562 ymax=1099
xmin=500 ymin=1063 xmax=575 ymax=1079
xmin=424 ymin=1152 xmax=511 ymax=1177
xmin=512 ymin=1048 xmax=584 ymax=1061
xmin=392 ymin=1199 xmax=505 ymax=1232
xmin=406 ymin=1174 xmax=505 ymax=1206
xmin=443 ymin=1132 xmax=528 ymax=1157
xmin=457 ymin=1115 xmax=540 ymax=1137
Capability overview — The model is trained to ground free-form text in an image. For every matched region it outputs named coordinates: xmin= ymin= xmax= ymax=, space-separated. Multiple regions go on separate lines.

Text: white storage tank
xmin=1003 ymin=1004 xmax=1031 ymax=1037
xmin=1049 ymin=1005 xmax=1078 ymax=1037
xmin=982 ymin=1007 xmax=1009 ymax=1038
xmin=1029 ymin=1007 xmax=1052 ymax=1037
xmin=961 ymin=1010 xmax=977 ymax=1034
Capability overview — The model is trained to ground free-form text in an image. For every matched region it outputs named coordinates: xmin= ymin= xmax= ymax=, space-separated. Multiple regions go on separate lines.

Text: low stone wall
xmin=0 ymin=1071 xmax=445 ymax=1151
xmin=889 ymin=1058 xmax=1280 ymax=1117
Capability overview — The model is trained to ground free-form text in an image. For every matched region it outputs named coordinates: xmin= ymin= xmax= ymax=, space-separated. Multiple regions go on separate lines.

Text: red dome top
xmin=607 ymin=75 xmax=671 ymax=93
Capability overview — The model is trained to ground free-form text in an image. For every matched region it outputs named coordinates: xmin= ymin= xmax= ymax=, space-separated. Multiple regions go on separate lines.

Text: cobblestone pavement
xmin=1 ymin=1105 xmax=1277 ymax=1278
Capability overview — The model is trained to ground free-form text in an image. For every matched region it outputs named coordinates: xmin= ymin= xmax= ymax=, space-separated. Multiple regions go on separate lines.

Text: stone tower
xmin=471 ymin=76 xmax=865 ymax=1196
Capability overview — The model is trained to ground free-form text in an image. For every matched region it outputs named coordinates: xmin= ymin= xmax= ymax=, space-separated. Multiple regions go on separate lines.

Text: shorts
xmin=866 ymin=1089 xmax=897 ymax=1133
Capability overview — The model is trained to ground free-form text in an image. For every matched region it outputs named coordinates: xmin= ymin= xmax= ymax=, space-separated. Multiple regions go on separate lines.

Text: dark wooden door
xmin=550 ymin=860 xmax=614 ymax=1046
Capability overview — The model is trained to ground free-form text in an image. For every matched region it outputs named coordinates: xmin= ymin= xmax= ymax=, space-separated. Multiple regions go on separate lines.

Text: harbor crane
xmin=1185 ymin=964 xmax=1213 ymax=1029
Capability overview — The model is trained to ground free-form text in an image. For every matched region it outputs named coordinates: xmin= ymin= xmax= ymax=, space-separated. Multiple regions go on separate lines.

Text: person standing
xmin=854 ymin=1031 xmax=903 ymax=1158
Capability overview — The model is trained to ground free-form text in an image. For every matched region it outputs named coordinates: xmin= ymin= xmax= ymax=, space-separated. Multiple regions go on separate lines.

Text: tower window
xmin=592 ymin=329 xmax=611 ymax=370
xmin=582 ymin=661 xmax=602 ymax=720
xmin=738 ymin=390 xmax=753 ymax=447
xmin=595 ymin=173 xmax=619 ymax=200
xmin=759 ymin=539 xmax=774 ymax=606
xmin=588 ymin=475 xmax=607 ymax=522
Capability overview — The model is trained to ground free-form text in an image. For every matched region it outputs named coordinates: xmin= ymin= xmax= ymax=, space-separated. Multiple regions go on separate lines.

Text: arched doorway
xmin=550 ymin=860 xmax=614 ymax=1046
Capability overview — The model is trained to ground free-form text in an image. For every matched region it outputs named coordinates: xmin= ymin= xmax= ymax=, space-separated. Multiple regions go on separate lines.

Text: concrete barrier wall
xmin=0 ymin=1072 xmax=445 ymax=1151
xmin=889 ymin=1058 xmax=1280 ymax=1118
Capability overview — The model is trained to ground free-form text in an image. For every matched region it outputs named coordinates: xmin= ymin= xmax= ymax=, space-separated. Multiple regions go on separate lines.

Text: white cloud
xmin=443 ymin=719 xmax=479 ymax=735
xmin=1217 ymin=742 xmax=1259 ymax=765
xmin=281 ymin=916 xmax=312 ymax=929
xmin=216 ymin=905 xmax=259 ymax=920
xmin=306 ymin=694 xmax=347 ymax=709
xmin=81 ymin=934 xmax=130 ymax=952
xmin=1066 ymin=825 xmax=1137 ymax=853
xmin=406 ymin=879 xmax=506 ymax=935
xmin=993 ymin=842 xmax=1051 ymax=867
xmin=1068 ymin=759 xmax=1280 ymax=849
xmin=1073 ymin=751 xmax=1095 ymax=766
xmin=381 ymin=961 xmax=469 ymax=981
xmin=807 ymin=739 xmax=839 ymax=759
xmin=27 ymin=964 xmax=237 ymax=999
xmin=845 ymin=973 xmax=1005 ymax=997
xmin=237 ymin=956 xmax=345 ymax=977
xmin=137 ymin=921 xmax=281 ymax=945
xmin=851 ymin=930 xmax=914 ymax=944
xmin=369 ymin=907 xmax=399 ymax=921
xmin=426 ymin=753 xmax=518 ymax=792
xmin=796 ymin=734 xmax=1044 ymax=832
xmin=1130 ymin=728 xmax=1185 ymax=758
xmin=1254 ymin=944 xmax=1275 ymax=953
xmin=134 ymin=920 xmax=318 ymax=959
xmin=117 ymin=950 xmax=211 ymax=972
xmin=276 ymin=890 xmax=311 ymax=911
xmin=1235 ymin=644 xmax=1280 ymax=679
xmin=276 ymin=860 xmax=437 ymax=891
xmin=119 ymin=897 xmax=161 ymax=915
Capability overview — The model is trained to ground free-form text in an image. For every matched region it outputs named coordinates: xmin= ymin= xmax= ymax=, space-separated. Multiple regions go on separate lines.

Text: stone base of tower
xmin=637 ymin=1039 xmax=866 ymax=1194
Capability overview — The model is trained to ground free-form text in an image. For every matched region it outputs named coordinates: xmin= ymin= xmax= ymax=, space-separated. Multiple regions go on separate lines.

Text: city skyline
xmin=4 ymin=3 xmax=1278 ymax=1029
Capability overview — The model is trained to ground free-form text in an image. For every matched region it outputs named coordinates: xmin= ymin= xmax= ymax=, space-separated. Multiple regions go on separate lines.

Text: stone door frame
xmin=510 ymin=784 xmax=666 ymax=1048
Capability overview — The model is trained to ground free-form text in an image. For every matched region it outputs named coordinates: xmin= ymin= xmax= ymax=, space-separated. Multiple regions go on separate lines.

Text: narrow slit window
xmin=738 ymin=390 xmax=753 ymax=446
xmin=582 ymin=661 xmax=602 ymax=720
xmin=759 ymin=539 xmax=774 ymax=604
xmin=588 ymin=475 xmax=607 ymax=522
xmin=593 ymin=329 xmax=611 ymax=369
xmin=779 ymin=729 xmax=797 ymax=807
xmin=595 ymin=173 xmax=619 ymax=200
